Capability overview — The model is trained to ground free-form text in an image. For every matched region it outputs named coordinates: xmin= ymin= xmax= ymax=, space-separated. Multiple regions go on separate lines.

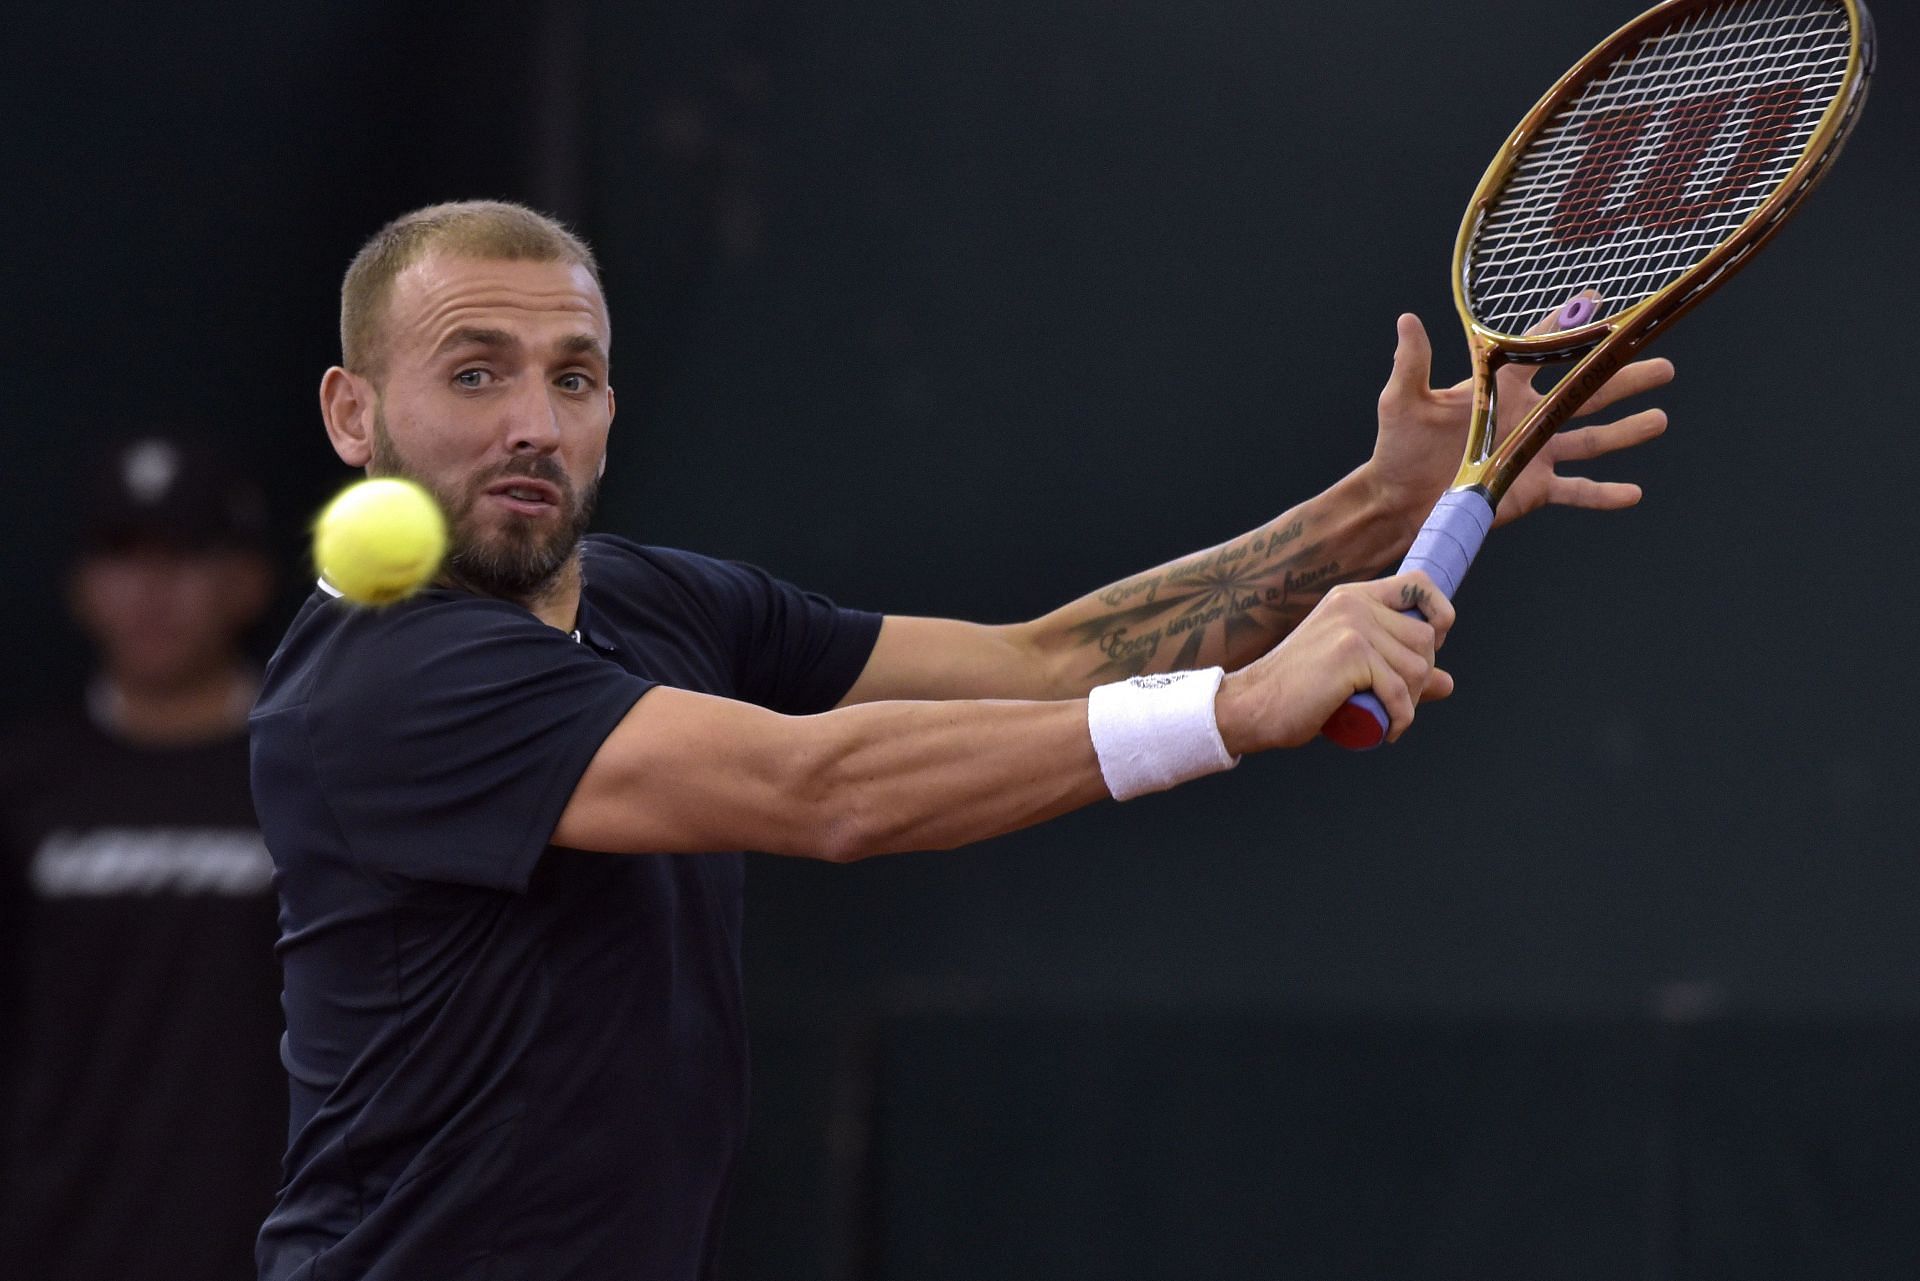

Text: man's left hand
xmin=1364 ymin=311 xmax=1674 ymax=530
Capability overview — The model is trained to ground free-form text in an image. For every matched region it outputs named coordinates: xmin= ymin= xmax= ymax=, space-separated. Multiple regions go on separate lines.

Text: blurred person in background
xmin=0 ymin=435 xmax=285 ymax=1280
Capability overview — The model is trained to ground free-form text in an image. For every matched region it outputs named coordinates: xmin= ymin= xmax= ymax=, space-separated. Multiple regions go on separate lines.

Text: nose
xmin=503 ymin=378 xmax=563 ymax=456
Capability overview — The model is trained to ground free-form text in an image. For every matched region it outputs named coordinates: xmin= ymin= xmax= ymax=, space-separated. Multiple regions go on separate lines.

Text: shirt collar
xmin=570 ymin=593 xmax=619 ymax=653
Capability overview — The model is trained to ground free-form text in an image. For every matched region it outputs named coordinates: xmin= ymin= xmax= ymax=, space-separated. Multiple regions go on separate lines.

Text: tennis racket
xmin=1320 ymin=0 xmax=1875 ymax=750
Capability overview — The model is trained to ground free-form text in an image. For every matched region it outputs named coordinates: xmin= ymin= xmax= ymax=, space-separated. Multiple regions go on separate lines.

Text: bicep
xmin=553 ymin=686 xmax=829 ymax=857
xmin=834 ymin=615 xmax=1059 ymax=706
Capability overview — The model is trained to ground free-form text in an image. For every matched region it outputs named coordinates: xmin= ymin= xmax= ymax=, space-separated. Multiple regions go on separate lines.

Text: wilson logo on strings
xmin=1551 ymin=80 xmax=1807 ymax=245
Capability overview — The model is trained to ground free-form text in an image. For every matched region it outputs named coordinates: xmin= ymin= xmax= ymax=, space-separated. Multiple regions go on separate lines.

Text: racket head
xmin=1322 ymin=0 xmax=1874 ymax=753
xmin=1451 ymin=0 xmax=1874 ymax=362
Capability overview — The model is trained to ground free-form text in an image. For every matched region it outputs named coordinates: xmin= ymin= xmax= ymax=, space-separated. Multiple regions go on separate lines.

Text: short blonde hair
xmin=340 ymin=200 xmax=602 ymax=378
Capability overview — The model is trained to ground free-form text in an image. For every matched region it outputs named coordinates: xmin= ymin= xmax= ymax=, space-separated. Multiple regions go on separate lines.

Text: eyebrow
xmin=555 ymin=333 xmax=609 ymax=366
xmin=433 ymin=327 xmax=519 ymax=358
xmin=432 ymin=327 xmax=606 ymax=366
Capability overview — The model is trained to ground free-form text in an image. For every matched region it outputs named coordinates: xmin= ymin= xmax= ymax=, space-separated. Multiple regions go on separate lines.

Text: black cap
xmin=79 ymin=435 xmax=270 ymax=555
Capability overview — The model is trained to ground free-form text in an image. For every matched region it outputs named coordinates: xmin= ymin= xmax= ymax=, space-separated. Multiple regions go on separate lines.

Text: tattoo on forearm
xmin=1069 ymin=516 xmax=1371 ymax=681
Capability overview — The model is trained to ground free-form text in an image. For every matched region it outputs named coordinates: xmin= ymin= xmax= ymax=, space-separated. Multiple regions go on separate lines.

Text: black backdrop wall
xmin=6 ymin=2 xmax=1916 ymax=1277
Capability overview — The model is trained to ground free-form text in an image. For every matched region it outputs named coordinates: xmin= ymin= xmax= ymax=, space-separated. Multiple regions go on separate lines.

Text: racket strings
xmin=1491 ymin=0 xmax=1839 ymax=318
xmin=1488 ymin=13 xmax=1838 ymax=243
xmin=1466 ymin=0 xmax=1851 ymax=337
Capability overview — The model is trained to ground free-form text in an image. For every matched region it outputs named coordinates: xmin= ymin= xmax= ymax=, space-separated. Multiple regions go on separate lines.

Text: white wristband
xmin=1086 ymin=667 xmax=1240 ymax=801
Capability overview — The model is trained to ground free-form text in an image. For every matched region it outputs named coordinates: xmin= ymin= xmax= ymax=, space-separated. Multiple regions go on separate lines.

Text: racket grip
xmin=1320 ymin=487 xmax=1495 ymax=751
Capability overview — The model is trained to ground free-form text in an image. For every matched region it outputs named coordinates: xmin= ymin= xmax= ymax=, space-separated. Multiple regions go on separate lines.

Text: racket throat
xmin=1464 ymin=343 xmax=1505 ymax=472
xmin=1491 ymin=338 xmax=1631 ymax=499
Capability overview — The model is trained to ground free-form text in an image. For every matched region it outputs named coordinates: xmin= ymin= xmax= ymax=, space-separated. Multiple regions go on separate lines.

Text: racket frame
xmin=1442 ymin=0 xmax=1875 ymax=505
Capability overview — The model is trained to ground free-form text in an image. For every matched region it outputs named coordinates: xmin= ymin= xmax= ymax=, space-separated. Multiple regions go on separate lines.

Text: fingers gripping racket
xmin=1321 ymin=0 xmax=1875 ymax=750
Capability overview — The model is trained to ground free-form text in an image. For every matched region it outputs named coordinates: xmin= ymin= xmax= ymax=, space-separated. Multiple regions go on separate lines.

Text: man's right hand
xmin=1215 ymin=572 xmax=1454 ymax=753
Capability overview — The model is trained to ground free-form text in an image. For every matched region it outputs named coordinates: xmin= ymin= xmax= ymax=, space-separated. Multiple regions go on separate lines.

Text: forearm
xmin=802 ymin=697 xmax=1108 ymax=859
xmin=1022 ymin=466 xmax=1417 ymax=694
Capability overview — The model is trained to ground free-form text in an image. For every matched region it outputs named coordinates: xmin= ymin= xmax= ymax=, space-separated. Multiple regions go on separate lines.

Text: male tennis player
xmin=251 ymin=201 xmax=1669 ymax=1280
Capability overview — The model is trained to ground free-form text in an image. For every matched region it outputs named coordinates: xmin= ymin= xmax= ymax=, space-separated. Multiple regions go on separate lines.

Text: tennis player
xmin=251 ymin=201 xmax=1670 ymax=1280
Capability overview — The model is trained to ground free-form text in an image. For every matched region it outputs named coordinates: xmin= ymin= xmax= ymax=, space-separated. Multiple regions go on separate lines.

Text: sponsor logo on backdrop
xmin=30 ymin=827 xmax=273 ymax=897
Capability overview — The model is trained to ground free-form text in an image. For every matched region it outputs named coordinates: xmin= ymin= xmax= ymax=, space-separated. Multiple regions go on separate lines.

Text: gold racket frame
xmin=1446 ymin=0 xmax=1874 ymax=501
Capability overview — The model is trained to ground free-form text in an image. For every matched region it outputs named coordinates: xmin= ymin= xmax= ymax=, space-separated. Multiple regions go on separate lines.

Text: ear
xmin=320 ymin=367 xmax=377 ymax=468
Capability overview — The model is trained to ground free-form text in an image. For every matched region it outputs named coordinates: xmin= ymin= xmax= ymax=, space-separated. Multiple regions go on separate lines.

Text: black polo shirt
xmin=250 ymin=535 xmax=880 ymax=1281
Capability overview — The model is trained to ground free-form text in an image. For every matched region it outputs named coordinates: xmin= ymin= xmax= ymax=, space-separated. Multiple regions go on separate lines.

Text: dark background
xmin=5 ymin=1 xmax=1915 ymax=1276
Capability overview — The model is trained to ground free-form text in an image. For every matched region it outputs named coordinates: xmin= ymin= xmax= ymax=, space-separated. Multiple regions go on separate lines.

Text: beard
xmin=369 ymin=408 xmax=600 ymax=603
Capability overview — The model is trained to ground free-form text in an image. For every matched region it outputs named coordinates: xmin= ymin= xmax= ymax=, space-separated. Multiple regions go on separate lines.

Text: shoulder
xmin=583 ymin=535 xmax=753 ymax=593
xmin=582 ymin=535 xmax=780 ymax=624
xmin=258 ymin=585 xmax=577 ymax=721
xmin=0 ymin=706 xmax=94 ymax=791
xmin=0 ymin=704 xmax=88 ymax=752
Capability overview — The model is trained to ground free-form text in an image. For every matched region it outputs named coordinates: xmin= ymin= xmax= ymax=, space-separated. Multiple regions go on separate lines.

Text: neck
xmin=441 ymin=547 xmax=585 ymax=633
xmin=525 ymin=555 xmax=584 ymax=632
xmin=90 ymin=664 xmax=257 ymax=748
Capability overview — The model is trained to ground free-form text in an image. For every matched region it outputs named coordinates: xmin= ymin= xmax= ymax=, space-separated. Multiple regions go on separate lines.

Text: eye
xmin=556 ymin=372 xmax=594 ymax=393
xmin=454 ymin=368 xmax=493 ymax=389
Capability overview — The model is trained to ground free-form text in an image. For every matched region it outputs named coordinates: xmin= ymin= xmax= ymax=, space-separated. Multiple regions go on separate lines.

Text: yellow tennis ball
xmin=313 ymin=477 xmax=448 ymax=606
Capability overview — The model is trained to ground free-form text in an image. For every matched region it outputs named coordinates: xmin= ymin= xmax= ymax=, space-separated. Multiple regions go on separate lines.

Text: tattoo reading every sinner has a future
xmin=1068 ymin=517 xmax=1387 ymax=681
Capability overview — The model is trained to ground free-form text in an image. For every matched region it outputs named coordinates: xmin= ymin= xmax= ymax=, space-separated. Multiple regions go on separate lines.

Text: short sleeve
xmin=305 ymin=597 xmax=653 ymax=891
xmin=638 ymin=547 xmax=882 ymax=715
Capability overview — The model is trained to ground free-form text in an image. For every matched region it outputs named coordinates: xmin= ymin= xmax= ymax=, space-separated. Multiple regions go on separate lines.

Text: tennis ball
xmin=313 ymin=477 xmax=448 ymax=606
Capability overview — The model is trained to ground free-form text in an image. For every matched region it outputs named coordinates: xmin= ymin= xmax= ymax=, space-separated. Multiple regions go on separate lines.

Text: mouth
xmin=483 ymin=478 xmax=562 ymax=517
